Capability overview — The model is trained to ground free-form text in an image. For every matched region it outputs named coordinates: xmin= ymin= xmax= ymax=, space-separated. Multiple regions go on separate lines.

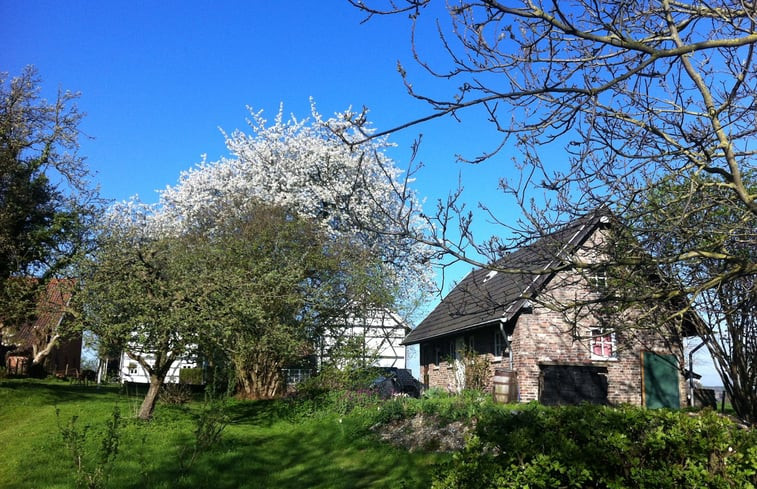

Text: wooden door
xmin=643 ymin=352 xmax=680 ymax=409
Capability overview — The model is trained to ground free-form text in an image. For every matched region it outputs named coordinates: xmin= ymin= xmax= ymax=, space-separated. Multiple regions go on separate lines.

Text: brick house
xmin=2 ymin=278 xmax=82 ymax=376
xmin=405 ymin=211 xmax=692 ymax=408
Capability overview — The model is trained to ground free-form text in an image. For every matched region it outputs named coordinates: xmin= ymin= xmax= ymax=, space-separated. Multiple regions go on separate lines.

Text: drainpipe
xmin=498 ymin=321 xmax=513 ymax=371
xmin=689 ymin=341 xmax=707 ymax=407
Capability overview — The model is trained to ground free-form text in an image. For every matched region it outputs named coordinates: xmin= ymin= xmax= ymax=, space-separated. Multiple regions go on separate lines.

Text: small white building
xmin=318 ymin=308 xmax=410 ymax=369
xmin=118 ymin=352 xmax=198 ymax=384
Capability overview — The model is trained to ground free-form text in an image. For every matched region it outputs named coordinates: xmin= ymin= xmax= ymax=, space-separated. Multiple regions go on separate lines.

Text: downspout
xmin=689 ymin=340 xmax=707 ymax=407
xmin=498 ymin=320 xmax=513 ymax=371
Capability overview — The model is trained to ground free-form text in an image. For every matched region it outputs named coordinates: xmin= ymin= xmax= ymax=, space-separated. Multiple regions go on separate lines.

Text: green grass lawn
xmin=0 ymin=379 xmax=442 ymax=489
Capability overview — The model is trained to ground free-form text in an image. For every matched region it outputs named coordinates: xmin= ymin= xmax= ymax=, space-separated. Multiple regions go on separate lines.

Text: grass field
xmin=3 ymin=378 xmax=754 ymax=489
xmin=0 ymin=379 xmax=442 ymax=489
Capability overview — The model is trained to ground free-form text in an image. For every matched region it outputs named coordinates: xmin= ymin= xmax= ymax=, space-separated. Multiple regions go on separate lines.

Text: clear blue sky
xmin=2 ymin=1 xmax=719 ymax=385
xmin=1 ymin=1 xmax=521 ymax=291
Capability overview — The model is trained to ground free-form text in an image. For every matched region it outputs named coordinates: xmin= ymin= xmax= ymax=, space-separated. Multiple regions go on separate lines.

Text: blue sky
xmin=2 ymin=1 xmax=720 ymax=385
xmin=2 ymin=1 xmax=522 ymax=292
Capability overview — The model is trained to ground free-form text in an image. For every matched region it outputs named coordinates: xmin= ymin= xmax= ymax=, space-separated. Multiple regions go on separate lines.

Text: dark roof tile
xmin=404 ymin=211 xmax=607 ymax=344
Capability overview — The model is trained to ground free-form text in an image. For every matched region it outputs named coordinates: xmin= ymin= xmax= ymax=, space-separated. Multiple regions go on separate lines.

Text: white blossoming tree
xmin=157 ymin=102 xmax=434 ymax=314
xmin=78 ymin=104 xmax=433 ymax=414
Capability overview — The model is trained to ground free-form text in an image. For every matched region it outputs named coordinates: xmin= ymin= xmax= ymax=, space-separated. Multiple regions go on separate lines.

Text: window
xmin=590 ymin=328 xmax=616 ymax=359
xmin=493 ymin=332 xmax=504 ymax=358
xmin=128 ymin=362 xmax=138 ymax=375
xmin=590 ymin=269 xmax=608 ymax=292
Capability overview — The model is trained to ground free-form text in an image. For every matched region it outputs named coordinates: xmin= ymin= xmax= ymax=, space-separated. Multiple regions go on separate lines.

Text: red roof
xmin=9 ymin=278 xmax=75 ymax=349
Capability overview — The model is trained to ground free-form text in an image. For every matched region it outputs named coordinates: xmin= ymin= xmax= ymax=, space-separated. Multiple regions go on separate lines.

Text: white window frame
xmin=590 ymin=269 xmax=608 ymax=292
xmin=590 ymin=328 xmax=617 ymax=360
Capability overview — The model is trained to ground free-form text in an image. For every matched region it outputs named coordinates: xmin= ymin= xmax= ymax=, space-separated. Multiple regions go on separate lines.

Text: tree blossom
xmin=112 ymin=102 xmax=434 ymax=314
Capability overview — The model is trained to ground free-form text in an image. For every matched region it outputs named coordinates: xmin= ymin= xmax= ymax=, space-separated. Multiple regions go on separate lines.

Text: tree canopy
xmin=347 ymin=1 xmax=756 ymax=422
xmin=152 ymin=103 xmax=434 ymax=312
xmin=78 ymin=105 xmax=432 ymax=416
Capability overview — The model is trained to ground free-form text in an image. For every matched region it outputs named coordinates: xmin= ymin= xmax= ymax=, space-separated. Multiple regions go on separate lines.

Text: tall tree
xmin=0 ymin=66 xmax=98 ymax=363
xmin=347 ymin=1 xmax=756 ymax=421
xmin=156 ymin=103 xmax=434 ymax=315
xmin=193 ymin=203 xmax=389 ymax=399
xmin=78 ymin=200 xmax=391 ymax=416
xmin=635 ymin=173 xmax=756 ymax=422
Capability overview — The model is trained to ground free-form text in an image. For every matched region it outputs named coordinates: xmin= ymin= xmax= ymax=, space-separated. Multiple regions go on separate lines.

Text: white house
xmin=118 ymin=309 xmax=410 ymax=385
xmin=118 ymin=352 xmax=198 ymax=384
xmin=317 ymin=308 xmax=410 ymax=369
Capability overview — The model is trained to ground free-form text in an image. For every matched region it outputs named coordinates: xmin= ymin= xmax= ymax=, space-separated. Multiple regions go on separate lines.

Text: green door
xmin=643 ymin=352 xmax=680 ymax=409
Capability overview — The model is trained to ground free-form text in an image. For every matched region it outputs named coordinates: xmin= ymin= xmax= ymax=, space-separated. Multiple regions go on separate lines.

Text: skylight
xmin=483 ymin=270 xmax=498 ymax=283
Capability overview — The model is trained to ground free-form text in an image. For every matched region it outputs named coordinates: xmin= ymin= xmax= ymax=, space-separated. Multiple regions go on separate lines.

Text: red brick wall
xmin=511 ymin=267 xmax=685 ymax=405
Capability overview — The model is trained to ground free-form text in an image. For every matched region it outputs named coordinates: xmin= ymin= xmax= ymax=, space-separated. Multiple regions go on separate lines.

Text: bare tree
xmin=344 ymin=1 xmax=756 ymax=422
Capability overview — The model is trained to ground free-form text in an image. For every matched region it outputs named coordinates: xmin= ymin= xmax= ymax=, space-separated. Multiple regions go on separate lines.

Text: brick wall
xmin=512 ymin=268 xmax=686 ymax=405
xmin=418 ymin=228 xmax=687 ymax=406
xmin=419 ymin=272 xmax=686 ymax=406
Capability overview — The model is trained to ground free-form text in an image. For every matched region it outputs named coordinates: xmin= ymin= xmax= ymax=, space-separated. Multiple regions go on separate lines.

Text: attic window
xmin=483 ymin=270 xmax=498 ymax=283
xmin=590 ymin=269 xmax=608 ymax=292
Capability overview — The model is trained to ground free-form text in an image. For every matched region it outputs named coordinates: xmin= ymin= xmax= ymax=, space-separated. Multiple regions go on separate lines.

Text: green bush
xmin=179 ymin=367 xmax=204 ymax=385
xmin=433 ymin=404 xmax=757 ymax=489
xmin=159 ymin=383 xmax=193 ymax=405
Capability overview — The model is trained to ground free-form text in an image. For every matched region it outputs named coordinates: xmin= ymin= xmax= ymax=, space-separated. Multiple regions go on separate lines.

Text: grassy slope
xmin=0 ymin=379 xmax=440 ymax=489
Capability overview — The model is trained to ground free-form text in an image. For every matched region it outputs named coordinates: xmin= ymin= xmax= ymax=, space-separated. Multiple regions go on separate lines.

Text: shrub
xmin=159 ymin=383 xmax=193 ymax=405
xmin=56 ymin=406 xmax=122 ymax=489
xmin=178 ymin=401 xmax=230 ymax=475
xmin=179 ymin=367 xmax=204 ymax=385
xmin=433 ymin=404 xmax=757 ymax=488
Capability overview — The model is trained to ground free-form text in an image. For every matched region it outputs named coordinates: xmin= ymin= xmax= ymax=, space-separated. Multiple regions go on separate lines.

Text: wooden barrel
xmin=493 ymin=368 xmax=518 ymax=404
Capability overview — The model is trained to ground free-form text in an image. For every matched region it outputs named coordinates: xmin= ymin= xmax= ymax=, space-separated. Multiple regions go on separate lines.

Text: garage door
xmin=540 ymin=365 xmax=609 ymax=405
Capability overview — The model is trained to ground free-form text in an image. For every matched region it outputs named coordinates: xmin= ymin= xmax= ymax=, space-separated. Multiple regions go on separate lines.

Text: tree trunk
xmin=31 ymin=333 xmax=60 ymax=365
xmin=236 ymin=362 xmax=283 ymax=400
xmin=138 ymin=374 xmax=165 ymax=420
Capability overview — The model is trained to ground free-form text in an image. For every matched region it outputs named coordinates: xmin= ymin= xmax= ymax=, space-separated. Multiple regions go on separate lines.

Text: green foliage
xmin=283 ymin=366 xmax=385 ymax=422
xmin=179 ymin=368 xmax=203 ymax=385
xmin=416 ymin=389 xmax=493 ymax=424
xmin=0 ymin=66 xmax=98 ymax=344
xmin=56 ymin=406 xmax=122 ymax=489
xmin=435 ymin=403 xmax=757 ymax=488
